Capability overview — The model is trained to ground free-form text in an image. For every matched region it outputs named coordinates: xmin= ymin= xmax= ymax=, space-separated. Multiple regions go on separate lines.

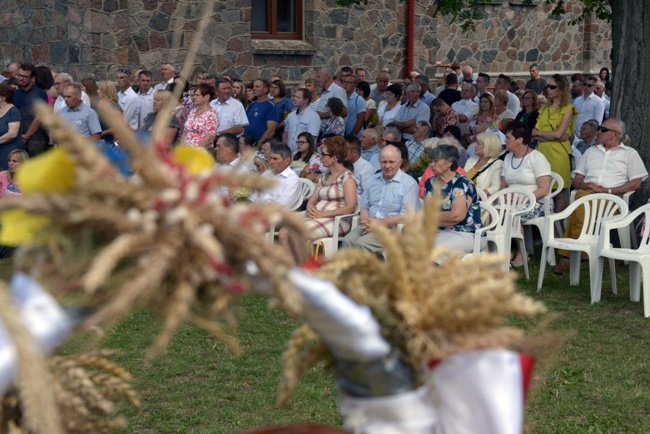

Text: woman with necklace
xmin=532 ymin=74 xmax=576 ymax=212
xmin=180 ymin=83 xmax=219 ymax=151
xmin=279 ymin=136 xmax=357 ymax=265
xmin=501 ymin=121 xmax=552 ymax=267
xmin=425 ymin=145 xmax=484 ymax=261
xmin=464 ymin=131 xmax=504 ymax=198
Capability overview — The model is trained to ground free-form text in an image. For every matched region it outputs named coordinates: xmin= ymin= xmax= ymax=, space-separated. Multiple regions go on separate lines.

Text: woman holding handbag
xmin=463 ymin=131 xmax=503 ymax=198
xmin=532 ymin=74 xmax=576 ymax=212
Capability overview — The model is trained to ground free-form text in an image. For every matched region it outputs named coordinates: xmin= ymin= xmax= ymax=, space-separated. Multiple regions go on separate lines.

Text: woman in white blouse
xmin=377 ymin=84 xmax=403 ymax=127
xmin=463 ymin=132 xmax=504 ymax=198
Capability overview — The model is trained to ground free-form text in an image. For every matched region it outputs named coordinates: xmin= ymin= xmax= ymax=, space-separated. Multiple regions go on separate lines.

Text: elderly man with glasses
xmin=53 ymin=73 xmax=90 ymax=112
xmin=553 ymin=118 xmax=648 ymax=275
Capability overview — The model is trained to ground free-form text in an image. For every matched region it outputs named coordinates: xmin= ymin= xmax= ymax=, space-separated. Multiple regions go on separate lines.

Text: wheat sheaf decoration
xmin=0 ymin=102 xmax=306 ymax=359
xmin=277 ymin=196 xmax=548 ymax=405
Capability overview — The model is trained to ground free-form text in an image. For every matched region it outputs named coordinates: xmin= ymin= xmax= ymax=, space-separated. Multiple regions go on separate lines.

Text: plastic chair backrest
xmin=300 ymin=178 xmax=315 ymax=199
xmin=487 ymin=187 xmax=536 ymax=230
xmin=572 ymin=193 xmax=628 ymax=239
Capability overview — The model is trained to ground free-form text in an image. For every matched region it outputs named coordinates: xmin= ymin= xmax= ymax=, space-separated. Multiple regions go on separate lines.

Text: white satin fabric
xmin=0 ymin=273 xmax=72 ymax=394
xmin=287 ymin=269 xmax=391 ymax=362
xmin=339 ymin=385 xmax=438 ymax=434
xmin=430 ymin=350 xmax=525 ymax=434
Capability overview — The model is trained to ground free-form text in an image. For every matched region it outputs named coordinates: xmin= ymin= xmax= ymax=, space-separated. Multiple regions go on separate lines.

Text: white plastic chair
xmin=537 ymin=193 xmax=628 ymax=301
xmin=265 ymin=180 xmax=312 ymax=241
xmin=485 ymin=188 xmax=536 ymax=279
xmin=312 ymin=205 xmax=361 ymax=257
xmin=300 ymin=178 xmax=315 ymax=200
xmin=570 ymin=189 xmax=635 ymax=250
xmin=522 ymin=172 xmax=564 ymax=265
xmin=463 ymin=202 xmax=499 ymax=259
xmin=595 ymin=203 xmax=650 ymax=315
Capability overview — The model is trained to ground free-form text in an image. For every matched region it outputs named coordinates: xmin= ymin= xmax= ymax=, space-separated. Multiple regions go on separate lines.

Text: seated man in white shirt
xmin=452 ymin=83 xmax=479 ymax=136
xmin=214 ymin=133 xmax=250 ymax=200
xmin=553 ymin=118 xmax=649 ymax=275
xmin=251 ymin=143 xmax=302 ymax=209
xmin=344 ymin=134 xmax=376 ymax=196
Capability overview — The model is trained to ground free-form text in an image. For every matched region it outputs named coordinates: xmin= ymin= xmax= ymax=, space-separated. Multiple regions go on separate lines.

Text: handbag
xmin=301 ymin=241 xmax=326 ymax=270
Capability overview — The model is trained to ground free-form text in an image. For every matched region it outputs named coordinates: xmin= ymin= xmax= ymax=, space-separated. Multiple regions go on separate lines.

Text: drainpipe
xmin=406 ymin=0 xmax=415 ymax=77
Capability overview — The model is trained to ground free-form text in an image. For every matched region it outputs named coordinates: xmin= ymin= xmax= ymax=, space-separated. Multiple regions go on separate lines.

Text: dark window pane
xmin=277 ymin=0 xmax=296 ymax=33
xmin=251 ymin=0 xmax=268 ymax=32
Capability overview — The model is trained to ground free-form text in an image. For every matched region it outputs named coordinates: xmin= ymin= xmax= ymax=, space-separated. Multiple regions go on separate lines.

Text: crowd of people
xmin=0 ymin=60 xmax=643 ymax=270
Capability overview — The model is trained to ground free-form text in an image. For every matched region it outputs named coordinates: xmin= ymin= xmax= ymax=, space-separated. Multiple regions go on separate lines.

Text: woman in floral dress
xmin=180 ymin=83 xmax=219 ymax=151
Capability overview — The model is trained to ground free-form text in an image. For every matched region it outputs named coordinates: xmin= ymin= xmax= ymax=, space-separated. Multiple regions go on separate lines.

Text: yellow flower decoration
xmin=0 ymin=209 xmax=50 ymax=245
xmin=17 ymin=148 xmax=77 ymax=195
xmin=171 ymin=146 xmax=215 ymax=175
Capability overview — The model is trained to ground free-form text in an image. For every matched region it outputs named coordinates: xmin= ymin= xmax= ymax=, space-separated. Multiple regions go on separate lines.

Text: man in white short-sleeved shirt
xmin=210 ymin=78 xmax=249 ymax=136
xmin=553 ymin=118 xmax=648 ymax=274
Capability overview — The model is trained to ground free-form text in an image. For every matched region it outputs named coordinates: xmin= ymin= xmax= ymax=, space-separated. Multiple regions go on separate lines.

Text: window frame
xmin=251 ymin=0 xmax=303 ymax=40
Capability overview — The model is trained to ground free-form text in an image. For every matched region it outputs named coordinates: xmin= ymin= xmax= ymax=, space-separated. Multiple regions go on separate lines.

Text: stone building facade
xmin=0 ymin=0 xmax=611 ymax=83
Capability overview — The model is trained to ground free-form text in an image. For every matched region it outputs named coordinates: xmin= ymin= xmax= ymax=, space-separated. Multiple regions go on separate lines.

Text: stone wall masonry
xmin=0 ymin=0 xmax=611 ymax=85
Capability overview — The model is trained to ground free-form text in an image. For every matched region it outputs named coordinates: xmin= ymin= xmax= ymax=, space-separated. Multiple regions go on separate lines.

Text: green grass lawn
xmin=6 ymin=250 xmax=650 ymax=433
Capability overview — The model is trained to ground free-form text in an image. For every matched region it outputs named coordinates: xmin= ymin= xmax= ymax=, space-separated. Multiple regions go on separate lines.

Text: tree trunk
xmin=610 ymin=0 xmax=650 ymax=207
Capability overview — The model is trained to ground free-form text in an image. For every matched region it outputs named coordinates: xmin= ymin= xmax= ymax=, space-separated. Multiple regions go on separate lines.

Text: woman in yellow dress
xmin=532 ymin=74 xmax=576 ymax=212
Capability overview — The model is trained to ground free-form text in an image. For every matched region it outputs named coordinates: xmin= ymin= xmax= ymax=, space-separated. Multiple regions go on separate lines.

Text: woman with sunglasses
xmin=532 ymin=74 xmax=576 ymax=212
xmin=180 ymin=83 xmax=219 ymax=151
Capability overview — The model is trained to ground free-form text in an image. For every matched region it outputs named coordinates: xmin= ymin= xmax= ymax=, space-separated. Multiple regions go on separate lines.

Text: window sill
xmin=251 ymin=39 xmax=316 ymax=56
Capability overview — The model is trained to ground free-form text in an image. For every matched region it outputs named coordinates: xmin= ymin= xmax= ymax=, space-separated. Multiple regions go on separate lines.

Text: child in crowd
xmin=253 ymin=153 xmax=269 ymax=174
xmin=0 ymin=149 xmax=28 ymax=197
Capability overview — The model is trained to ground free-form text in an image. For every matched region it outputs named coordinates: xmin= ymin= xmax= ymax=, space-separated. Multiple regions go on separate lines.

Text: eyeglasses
xmin=117 ymin=68 xmax=131 ymax=76
xmin=547 ymin=85 xmax=558 ymax=90
xmin=321 ymin=151 xmax=333 ymax=158
xmin=598 ymin=126 xmax=620 ymax=134
xmin=342 ymin=80 xmax=356 ymax=85
xmin=383 ymin=139 xmax=401 ymax=145
xmin=586 ymin=83 xmax=594 ymax=87
xmin=53 ymin=81 xmax=69 ymax=87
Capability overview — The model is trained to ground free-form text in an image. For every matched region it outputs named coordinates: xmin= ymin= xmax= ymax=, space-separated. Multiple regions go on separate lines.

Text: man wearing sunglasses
xmin=553 ymin=118 xmax=648 ymax=275
xmin=572 ymin=76 xmax=604 ymax=139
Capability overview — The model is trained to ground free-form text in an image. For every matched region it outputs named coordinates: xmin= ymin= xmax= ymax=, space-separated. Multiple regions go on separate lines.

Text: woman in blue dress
xmin=0 ymin=84 xmax=24 ymax=171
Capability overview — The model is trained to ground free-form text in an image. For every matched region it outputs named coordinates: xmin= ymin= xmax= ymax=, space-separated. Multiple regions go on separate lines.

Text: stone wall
xmin=0 ymin=0 xmax=611 ymax=83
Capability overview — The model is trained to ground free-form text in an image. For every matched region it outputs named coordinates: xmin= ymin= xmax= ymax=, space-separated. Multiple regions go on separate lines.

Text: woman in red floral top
xmin=180 ymin=83 xmax=219 ymax=150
